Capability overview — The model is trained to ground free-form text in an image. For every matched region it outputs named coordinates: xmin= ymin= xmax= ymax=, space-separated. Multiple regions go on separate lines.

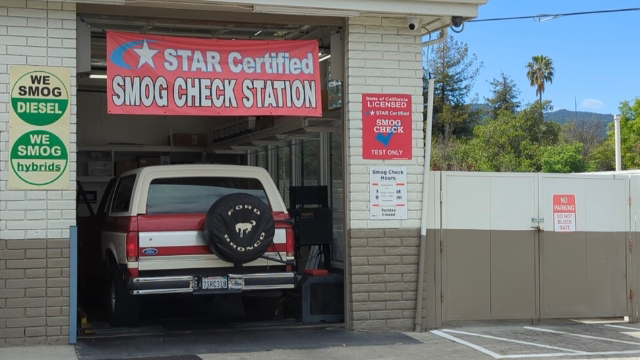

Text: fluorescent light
xmin=75 ymin=0 xmax=125 ymax=4
xmin=253 ymin=5 xmax=359 ymax=17
xmin=319 ymin=54 xmax=331 ymax=62
xmin=89 ymin=74 xmax=107 ymax=79
xmin=254 ymin=30 xmax=262 ymax=36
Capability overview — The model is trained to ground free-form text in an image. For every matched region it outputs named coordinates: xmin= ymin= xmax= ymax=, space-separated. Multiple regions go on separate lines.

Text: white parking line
xmin=501 ymin=350 xmax=640 ymax=359
xmin=430 ymin=326 xmax=640 ymax=359
xmin=604 ymin=324 xmax=640 ymax=331
xmin=431 ymin=330 xmax=503 ymax=359
xmin=523 ymin=326 xmax=640 ymax=346
xmin=442 ymin=329 xmax=587 ymax=354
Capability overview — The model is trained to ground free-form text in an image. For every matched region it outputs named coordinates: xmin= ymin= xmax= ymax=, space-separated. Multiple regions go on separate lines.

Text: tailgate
xmin=136 ymin=214 xmax=288 ymax=271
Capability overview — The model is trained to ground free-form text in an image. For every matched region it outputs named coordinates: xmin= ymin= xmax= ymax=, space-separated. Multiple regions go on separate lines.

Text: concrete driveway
xmin=4 ymin=320 xmax=640 ymax=360
xmin=426 ymin=319 xmax=640 ymax=359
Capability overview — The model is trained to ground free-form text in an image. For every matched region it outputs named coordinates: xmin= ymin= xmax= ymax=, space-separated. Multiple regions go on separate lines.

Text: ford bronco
xmin=97 ymin=165 xmax=296 ymax=325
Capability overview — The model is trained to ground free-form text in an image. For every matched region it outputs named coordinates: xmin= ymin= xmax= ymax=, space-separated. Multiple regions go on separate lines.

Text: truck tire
xmin=108 ymin=265 xmax=140 ymax=327
xmin=204 ymin=193 xmax=275 ymax=264
xmin=242 ymin=295 xmax=280 ymax=321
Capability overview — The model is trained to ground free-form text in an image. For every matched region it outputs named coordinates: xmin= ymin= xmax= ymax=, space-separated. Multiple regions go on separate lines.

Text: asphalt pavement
xmin=4 ymin=319 xmax=640 ymax=360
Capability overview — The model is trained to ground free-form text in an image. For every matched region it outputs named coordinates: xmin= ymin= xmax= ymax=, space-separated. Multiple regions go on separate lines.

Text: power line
xmin=468 ymin=7 xmax=640 ymax=23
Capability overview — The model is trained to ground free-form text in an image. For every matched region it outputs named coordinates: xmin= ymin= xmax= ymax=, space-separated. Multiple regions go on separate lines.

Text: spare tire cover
xmin=204 ymin=193 xmax=275 ymax=264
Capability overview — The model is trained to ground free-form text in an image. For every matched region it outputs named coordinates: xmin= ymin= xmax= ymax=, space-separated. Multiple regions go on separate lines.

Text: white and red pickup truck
xmin=96 ymin=165 xmax=296 ymax=325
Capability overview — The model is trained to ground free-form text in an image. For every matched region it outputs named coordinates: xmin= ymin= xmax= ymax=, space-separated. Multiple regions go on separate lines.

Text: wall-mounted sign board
xmin=370 ymin=166 xmax=407 ymax=220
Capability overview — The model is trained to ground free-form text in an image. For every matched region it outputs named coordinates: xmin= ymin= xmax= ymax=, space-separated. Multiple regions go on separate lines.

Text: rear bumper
xmin=128 ymin=272 xmax=296 ymax=295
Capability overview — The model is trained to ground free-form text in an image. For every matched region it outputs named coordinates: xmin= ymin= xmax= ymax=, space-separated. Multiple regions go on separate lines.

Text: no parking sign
xmin=553 ymin=195 xmax=576 ymax=232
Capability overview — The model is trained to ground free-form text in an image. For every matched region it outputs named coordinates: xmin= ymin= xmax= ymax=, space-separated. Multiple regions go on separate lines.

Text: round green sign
xmin=10 ymin=70 xmax=69 ymax=126
xmin=11 ymin=130 xmax=68 ymax=186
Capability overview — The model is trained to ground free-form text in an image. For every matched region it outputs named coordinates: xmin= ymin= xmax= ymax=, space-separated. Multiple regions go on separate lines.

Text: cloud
xmin=581 ymin=98 xmax=604 ymax=109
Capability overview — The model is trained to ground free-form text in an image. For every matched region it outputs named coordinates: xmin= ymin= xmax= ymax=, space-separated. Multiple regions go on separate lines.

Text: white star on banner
xmin=133 ymin=40 xmax=158 ymax=69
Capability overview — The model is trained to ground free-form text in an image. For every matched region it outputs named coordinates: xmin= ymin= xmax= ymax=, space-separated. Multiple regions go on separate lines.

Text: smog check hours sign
xmin=370 ymin=166 xmax=407 ymax=220
xmin=9 ymin=66 xmax=70 ymax=190
xmin=553 ymin=195 xmax=576 ymax=232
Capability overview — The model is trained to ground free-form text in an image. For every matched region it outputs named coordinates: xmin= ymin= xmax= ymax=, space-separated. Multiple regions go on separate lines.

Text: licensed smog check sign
xmin=553 ymin=195 xmax=576 ymax=232
xmin=9 ymin=66 xmax=70 ymax=190
xmin=362 ymin=94 xmax=412 ymax=160
xmin=370 ymin=166 xmax=407 ymax=220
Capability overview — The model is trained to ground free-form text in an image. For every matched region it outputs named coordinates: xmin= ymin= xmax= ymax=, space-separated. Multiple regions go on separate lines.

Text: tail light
xmin=285 ymin=226 xmax=295 ymax=258
xmin=285 ymin=226 xmax=295 ymax=272
xmin=125 ymin=216 xmax=139 ymax=262
xmin=126 ymin=231 xmax=139 ymax=262
xmin=273 ymin=212 xmax=296 ymax=272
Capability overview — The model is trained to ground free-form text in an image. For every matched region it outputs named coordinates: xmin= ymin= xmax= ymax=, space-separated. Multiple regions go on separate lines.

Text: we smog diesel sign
xmin=10 ymin=70 xmax=69 ymax=126
xmin=9 ymin=66 xmax=71 ymax=190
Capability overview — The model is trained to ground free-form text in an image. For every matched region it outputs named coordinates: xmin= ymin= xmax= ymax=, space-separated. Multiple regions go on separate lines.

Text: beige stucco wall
xmin=0 ymin=0 xmax=77 ymax=345
xmin=344 ymin=15 xmax=425 ymax=331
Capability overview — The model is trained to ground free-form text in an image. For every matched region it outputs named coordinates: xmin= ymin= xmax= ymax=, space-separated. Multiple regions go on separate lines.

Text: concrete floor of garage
xmin=5 ymin=319 xmax=640 ymax=359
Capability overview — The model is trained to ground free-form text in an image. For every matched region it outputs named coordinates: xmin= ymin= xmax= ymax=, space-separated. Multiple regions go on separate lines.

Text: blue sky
xmin=447 ymin=0 xmax=640 ymax=115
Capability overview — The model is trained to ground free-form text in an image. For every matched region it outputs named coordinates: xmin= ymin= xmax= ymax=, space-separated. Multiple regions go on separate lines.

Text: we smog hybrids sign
xmin=9 ymin=66 xmax=71 ymax=189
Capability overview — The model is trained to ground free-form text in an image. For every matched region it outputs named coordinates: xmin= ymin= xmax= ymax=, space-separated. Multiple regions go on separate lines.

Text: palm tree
xmin=526 ymin=55 xmax=555 ymax=103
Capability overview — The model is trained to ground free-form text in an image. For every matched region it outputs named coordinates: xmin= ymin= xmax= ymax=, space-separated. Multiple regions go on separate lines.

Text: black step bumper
xmin=128 ymin=272 xmax=296 ymax=295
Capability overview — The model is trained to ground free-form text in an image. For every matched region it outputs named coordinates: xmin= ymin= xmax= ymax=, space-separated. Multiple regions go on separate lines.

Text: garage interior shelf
xmin=211 ymin=111 xmax=342 ymax=152
xmin=78 ymin=145 xmax=207 ymax=153
xmin=78 ymin=145 xmax=208 ymax=183
xmin=76 ymin=111 xmax=341 ymax=183
xmin=77 ymin=176 xmax=113 ymax=183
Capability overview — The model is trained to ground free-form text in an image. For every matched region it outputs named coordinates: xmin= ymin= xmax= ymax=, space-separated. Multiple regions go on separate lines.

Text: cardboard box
xmin=88 ymin=161 xmax=111 ymax=177
xmin=138 ymin=156 xmax=161 ymax=167
xmin=115 ymin=161 xmax=138 ymax=177
xmin=172 ymin=133 xmax=208 ymax=147
xmin=322 ymin=89 xmax=329 ymax=111
xmin=254 ymin=117 xmax=274 ymax=131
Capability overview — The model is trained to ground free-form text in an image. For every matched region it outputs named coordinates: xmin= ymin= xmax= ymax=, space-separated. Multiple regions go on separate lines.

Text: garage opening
xmin=74 ymin=6 xmax=345 ymax=336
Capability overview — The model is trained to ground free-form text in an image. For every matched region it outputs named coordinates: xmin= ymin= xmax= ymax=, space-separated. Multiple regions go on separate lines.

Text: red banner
xmin=362 ymin=94 xmax=412 ymax=160
xmin=106 ymin=31 xmax=322 ymax=117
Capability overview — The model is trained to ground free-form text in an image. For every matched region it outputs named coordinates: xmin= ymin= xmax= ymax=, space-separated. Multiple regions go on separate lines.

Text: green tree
xmin=540 ymin=143 xmax=586 ymax=173
xmin=485 ymin=72 xmax=521 ymax=119
xmin=587 ymin=138 xmax=615 ymax=171
xmin=562 ymin=117 xmax=605 ymax=159
xmin=431 ymin=137 xmax=474 ymax=171
xmin=525 ymin=55 xmax=554 ymax=103
xmin=465 ymin=101 xmax=561 ymax=172
xmin=617 ymin=99 xmax=640 ymax=168
xmin=590 ymin=98 xmax=640 ymax=171
xmin=424 ymin=35 xmax=483 ymax=138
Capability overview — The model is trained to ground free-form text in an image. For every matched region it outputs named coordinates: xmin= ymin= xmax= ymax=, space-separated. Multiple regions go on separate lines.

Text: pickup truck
xmin=96 ymin=165 xmax=296 ymax=326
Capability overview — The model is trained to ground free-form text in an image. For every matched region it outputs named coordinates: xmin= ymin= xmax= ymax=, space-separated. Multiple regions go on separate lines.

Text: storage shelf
xmin=211 ymin=111 xmax=342 ymax=151
xmin=77 ymin=176 xmax=113 ymax=183
xmin=78 ymin=145 xmax=206 ymax=153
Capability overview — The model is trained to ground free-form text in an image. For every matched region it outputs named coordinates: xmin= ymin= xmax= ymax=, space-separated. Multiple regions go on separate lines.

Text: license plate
xmin=202 ymin=276 xmax=228 ymax=290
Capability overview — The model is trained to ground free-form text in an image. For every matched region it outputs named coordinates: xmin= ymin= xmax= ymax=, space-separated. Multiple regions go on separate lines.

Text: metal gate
xmin=440 ymin=172 xmax=630 ymax=322
xmin=538 ymin=175 xmax=630 ymax=318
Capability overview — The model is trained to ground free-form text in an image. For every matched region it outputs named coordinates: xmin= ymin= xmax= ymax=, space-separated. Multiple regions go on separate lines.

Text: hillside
xmin=544 ymin=109 xmax=613 ymax=125
xmin=545 ymin=110 xmax=613 ymax=139
xmin=472 ymin=104 xmax=613 ymax=139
